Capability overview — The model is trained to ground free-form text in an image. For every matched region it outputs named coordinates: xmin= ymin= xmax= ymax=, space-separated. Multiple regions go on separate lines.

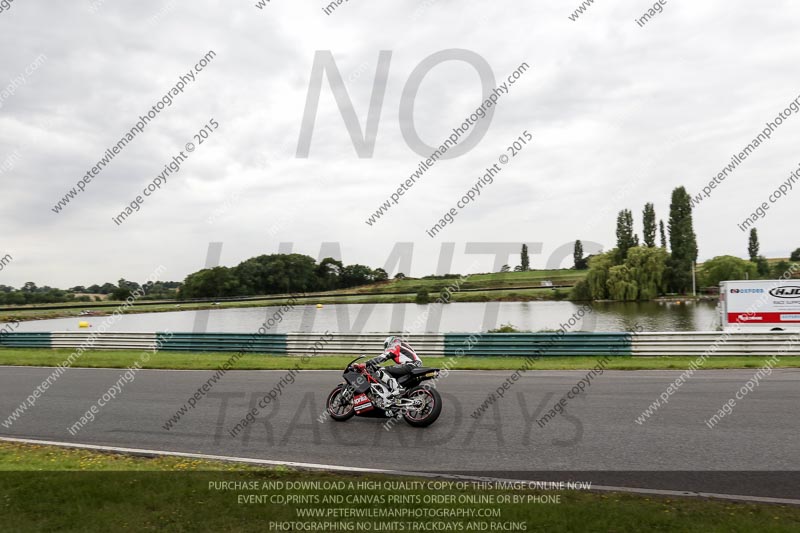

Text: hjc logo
xmin=296 ymin=49 xmax=496 ymax=159
xmin=769 ymin=286 xmax=800 ymax=298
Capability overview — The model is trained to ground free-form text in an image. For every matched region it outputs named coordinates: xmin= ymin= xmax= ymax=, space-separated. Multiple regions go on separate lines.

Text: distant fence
xmin=2 ymin=331 xmax=799 ymax=356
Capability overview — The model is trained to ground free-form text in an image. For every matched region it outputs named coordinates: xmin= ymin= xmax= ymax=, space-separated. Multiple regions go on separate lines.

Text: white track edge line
xmin=1 ymin=436 xmax=798 ymax=506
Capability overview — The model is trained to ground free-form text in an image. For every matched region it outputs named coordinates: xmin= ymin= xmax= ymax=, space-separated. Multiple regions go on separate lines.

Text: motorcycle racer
xmin=360 ymin=336 xmax=422 ymax=399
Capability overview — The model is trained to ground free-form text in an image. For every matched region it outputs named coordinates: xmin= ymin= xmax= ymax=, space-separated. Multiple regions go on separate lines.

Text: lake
xmin=16 ymin=300 xmax=720 ymax=333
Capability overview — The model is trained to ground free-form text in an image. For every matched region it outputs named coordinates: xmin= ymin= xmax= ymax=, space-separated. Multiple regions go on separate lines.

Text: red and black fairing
xmin=343 ymin=368 xmax=384 ymax=417
xmin=342 ymin=360 xmax=440 ymax=418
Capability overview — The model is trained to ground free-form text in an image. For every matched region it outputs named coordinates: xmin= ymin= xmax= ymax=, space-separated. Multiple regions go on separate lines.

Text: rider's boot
xmin=387 ymin=376 xmax=403 ymax=398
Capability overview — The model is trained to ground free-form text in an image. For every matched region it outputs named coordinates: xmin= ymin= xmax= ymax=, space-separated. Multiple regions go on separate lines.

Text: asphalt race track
xmin=1 ymin=366 xmax=799 ymax=500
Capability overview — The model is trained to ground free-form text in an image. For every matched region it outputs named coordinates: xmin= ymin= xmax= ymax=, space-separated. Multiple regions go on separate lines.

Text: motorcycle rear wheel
xmin=403 ymin=386 xmax=442 ymax=427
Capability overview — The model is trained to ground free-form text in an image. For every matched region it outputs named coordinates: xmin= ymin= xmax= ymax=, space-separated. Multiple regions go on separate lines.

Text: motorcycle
xmin=325 ymin=355 xmax=443 ymax=427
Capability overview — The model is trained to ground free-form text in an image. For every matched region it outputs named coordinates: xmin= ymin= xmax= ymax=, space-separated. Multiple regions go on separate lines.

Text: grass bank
xmin=1 ymin=348 xmax=799 ymax=370
xmin=1 ymin=441 xmax=799 ymax=532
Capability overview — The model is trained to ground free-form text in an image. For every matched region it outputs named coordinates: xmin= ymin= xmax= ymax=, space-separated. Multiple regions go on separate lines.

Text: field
xmin=344 ymin=269 xmax=586 ymax=294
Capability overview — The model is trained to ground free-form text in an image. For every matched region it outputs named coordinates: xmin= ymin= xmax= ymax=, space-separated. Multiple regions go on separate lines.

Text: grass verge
xmin=0 ymin=441 xmax=798 ymax=532
xmin=1 ymin=348 xmax=799 ymax=370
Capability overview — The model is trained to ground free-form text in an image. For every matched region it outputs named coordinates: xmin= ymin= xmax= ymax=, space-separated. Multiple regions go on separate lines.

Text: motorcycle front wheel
xmin=326 ymin=384 xmax=356 ymax=421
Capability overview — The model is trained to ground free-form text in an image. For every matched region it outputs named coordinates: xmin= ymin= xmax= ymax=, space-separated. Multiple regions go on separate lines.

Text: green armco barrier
xmin=444 ymin=332 xmax=633 ymax=357
xmin=155 ymin=332 xmax=288 ymax=354
xmin=0 ymin=332 xmax=52 ymax=348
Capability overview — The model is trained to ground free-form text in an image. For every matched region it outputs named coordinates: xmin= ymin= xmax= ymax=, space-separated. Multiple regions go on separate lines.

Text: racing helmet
xmin=383 ymin=335 xmax=398 ymax=349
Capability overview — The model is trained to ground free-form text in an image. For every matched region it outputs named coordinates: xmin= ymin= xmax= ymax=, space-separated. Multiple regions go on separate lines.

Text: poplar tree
xmin=667 ymin=187 xmax=698 ymax=293
xmin=642 ymin=203 xmax=656 ymax=247
xmin=615 ymin=209 xmax=638 ymax=263
xmin=748 ymin=228 xmax=759 ymax=262
xmin=573 ymin=240 xmax=587 ymax=270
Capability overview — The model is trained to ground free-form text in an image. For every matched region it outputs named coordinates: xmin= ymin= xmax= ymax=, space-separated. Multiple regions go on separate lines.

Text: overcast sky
xmin=1 ymin=0 xmax=798 ymax=288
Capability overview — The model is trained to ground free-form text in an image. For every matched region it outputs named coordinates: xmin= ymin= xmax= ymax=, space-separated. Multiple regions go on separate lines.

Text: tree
xmin=667 ymin=187 xmax=698 ymax=293
xmin=100 ymin=283 xmax=117 ymax=294
xmin=513 ymin=265 xmax=523 ymax=272
xmin=21 ymin=282 xmax=37 ymax=293
xmin=756 ymin=256 xmax=770 ymax=277
xmin=179 ymin=267 xmax=240 ymax=299
xmin=500 ymin=264 xmax=510 ymax=273
xmin=607 ymin=265 xmax=638 ymax=301
xmin=585 ymin=247 xmax=668 ymax=301
xmin=570 ymin=279 xmax=591 ymax=300
xmin=615 ymin=209 xmax=638 ymax=263
xmin=111 ymin=279 xmax=138 ymax=300
xmin=233 ymin=253 xmax=321 ymax=294
xmin=642 ymin=203 xmax=656 ymax=247
xmin=573 ymin=240 xmax=587 ymax=270
xmin=748 ymin=228 xmax=759 ymax=262
xmin=624 ymin=246 xmax=668 ymax=299
xmin=659 ymin=220 xmax=667 ymax=249
xmin=340 ymin=264 xmax=375 ymax=288
xmin=699 ymin=256 xmax=757 ymax=287
xmin=315 ymin=257 xmax=344 ymax=290
xmin=585 ymin=251 xmax=616 ymax=300
xmin=394 ymin=273 xmax=406 ymax=279
xmin=772 ymin=260 xmax=792 ymax=279
xmin=520 ymin=244 xmax=530 ymax=271
xmin=791 ymin=248 xmax=800 ymax=262
xmin=179 ymin=252 xmax=388 ymax=299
